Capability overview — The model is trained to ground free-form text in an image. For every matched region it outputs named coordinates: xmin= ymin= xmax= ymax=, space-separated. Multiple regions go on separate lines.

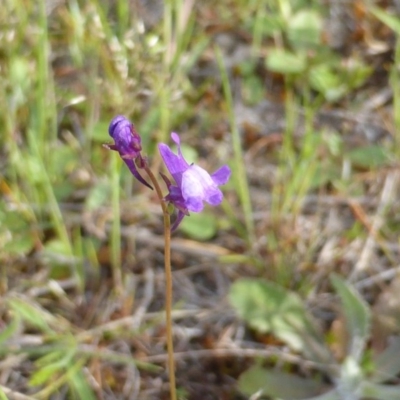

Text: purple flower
xmin=158 ymin=132 xmax=231 ymax=230
xmin=104 ymin=115 xmax=152 ymax=189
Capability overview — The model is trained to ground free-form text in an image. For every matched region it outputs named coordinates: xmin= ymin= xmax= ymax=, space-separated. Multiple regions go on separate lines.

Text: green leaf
xmin=239 ymin=365 xmax=321 ymax=399
xmin=42 ymin=239 xmax=75 ymax=269
xmin=288 ymin=10 xmax=323 ymax=48
xmin=360 ymin=381 xmax=400 ymax=400
xmin=42 ymin=239 xmax=77 ymax=278
xmin=30 ymin=359 xmax=63 ymax=386
xmin=2 ymin=209 xmax=30 ymax=231
xmin=180 ymin=211 xmax=218 ymax=241
xmin=229 ymin=279 xmax=326 ymax=358
xmin=309 ymin=64 xmax=347 ymax=101
xmin=330 ymin=274 xmax=370 ymax=361
xmin=301 ymin=390 xmax=341 ymax=400
xmin=343 ymin=58 xmax=372 ymax=90
xmin=371 ymin=336 xmax=400 ymax=383
xmin=248 ymin=13 xmax=285 ymax=37
xmin=1 ymin=207 xmax=36 ymax=257
xmin=69 ymin=369 xmax=97 ymax=400
xmin=311 ymin=163 xmax=340 ymax=189
xmin=347 ymin=145 xmax=391 ymax=169
xmin=3 ymin=234 xmax=35 ymax=256
xmin=7 ymin=297 xmax=54 ymax=334
xmin=30 ymin=349 xmax=75 ymax=386
xmin=266 ymin=48 xmax=306 ymax=74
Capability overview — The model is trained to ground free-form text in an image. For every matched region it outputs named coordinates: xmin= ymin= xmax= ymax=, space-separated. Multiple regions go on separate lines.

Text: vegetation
xmin=1 ymin=0 xmax=400 ymax=399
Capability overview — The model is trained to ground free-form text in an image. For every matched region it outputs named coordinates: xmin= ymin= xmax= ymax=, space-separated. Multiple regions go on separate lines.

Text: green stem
xmin=143 ymin=165 xmax=177 ymax=400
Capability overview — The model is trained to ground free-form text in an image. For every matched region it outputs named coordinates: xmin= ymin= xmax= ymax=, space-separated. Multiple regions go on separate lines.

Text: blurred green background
xmin=2 ymin=1 xmax=400 ymax=399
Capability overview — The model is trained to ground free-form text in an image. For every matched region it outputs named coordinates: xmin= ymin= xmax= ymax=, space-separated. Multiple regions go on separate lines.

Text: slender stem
xmin=111 ymin=154 xmax=123 ymax=295
xmin=143 ymin=165 xmax=177 ymax=400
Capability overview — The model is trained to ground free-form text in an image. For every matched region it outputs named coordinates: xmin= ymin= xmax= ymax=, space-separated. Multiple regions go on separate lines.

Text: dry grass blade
xmin=351 ymin=171 xmax=400 ymax=280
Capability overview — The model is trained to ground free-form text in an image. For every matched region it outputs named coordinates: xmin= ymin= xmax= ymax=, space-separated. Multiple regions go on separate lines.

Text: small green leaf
xmin=69 ymin=369 xmax=97 ymax=400
xmin=288 ymin=10 xmax=323 ymax=48
xmin=239 ymin=365 xmax=321 ymax=399
xmin=371 ymin=336 xmax=400 ymax=383
xmin=331 ymin=274 xmax=370 ymax=361
xmin=229 ymin=279 xmax=325 ymax=356
xmin=344 ymin=59 xmax=372 ymax=90
xmin=180 ymin=211 xmax=217 ymax=240
xmin=8 ymin=298 xmax=54 ymax=334
xmin=3 ymin=234 xmax=35 ymax=256
xmin=266 ymin=49 xmax=306 ymax=74
xmin=2 ymin=209 xmax=30 ymax=231
xmin=247 ymin=13 xmax=284 ymax=37
xmin=301 ymin=390 xmax=341 ymax=400
xmin=311 ymin=163 xmax=341 ymax=189
xmin=347 ymin=145 xmax=391 ymax=169
xmin=42 ymin=239 xmax=73 ymax=263
xmin=30 ymin=359 xmax=63 ymax=386
xmin=360 ymin=381 xmax=400 ymax=400
xmin=0 ymin=207 xmax=35 ymax=257
xmin=309 ymin=64 xmax=347 ymax=101
xmin=30 ymin=350 xmax=75 ymax=386
xmin=42 ymin=239 xmax=76 ymax=278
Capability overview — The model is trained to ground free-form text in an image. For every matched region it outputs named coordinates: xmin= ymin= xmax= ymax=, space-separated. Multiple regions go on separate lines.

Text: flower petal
xmin=181 ymin=165 xmax=224 ymax=212
xmin=165 ymin=184 xmax=187 ymax=212
xmin=159 ymin=132 xmax=231 ymax=229
xmin=171 ymin=132 xmax=181 ymax=149
xmin=171 ymin=210 xmax=187 ymax=231
xmin=108 ymin=116 xmax=142 ymax=158
xmin=158 ymin=137 xmax=189 ymax=185
xmin=123 ymin=158 xmax=153 ymax=189
xmin=108 ymin=115 xmax=126 ymax=138
xmin=211 ymin=165 xmax=231 ymax=185
xmin=206 ymin=189 xmax=223 ymax=206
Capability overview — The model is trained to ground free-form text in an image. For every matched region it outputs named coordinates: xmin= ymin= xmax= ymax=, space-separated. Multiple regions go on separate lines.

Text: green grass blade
xmin=215 ymin=46 xmax=255 ymax=243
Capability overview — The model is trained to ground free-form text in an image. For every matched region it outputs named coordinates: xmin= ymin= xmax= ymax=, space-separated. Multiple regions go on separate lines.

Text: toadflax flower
xmin=158 ymin=132 xmax=231 ymax=230
xmin=104 ymin=115 xmax=152 ymax=189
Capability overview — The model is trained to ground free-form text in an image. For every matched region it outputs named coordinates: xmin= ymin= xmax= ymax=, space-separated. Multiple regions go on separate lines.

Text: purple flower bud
xmin=104 ymin=116 xmax=152 ymax=189
xmin=158 ymin=132 xmax=231 ymax=230
xmin=108 ymin=115 xmax=143 ymax=158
